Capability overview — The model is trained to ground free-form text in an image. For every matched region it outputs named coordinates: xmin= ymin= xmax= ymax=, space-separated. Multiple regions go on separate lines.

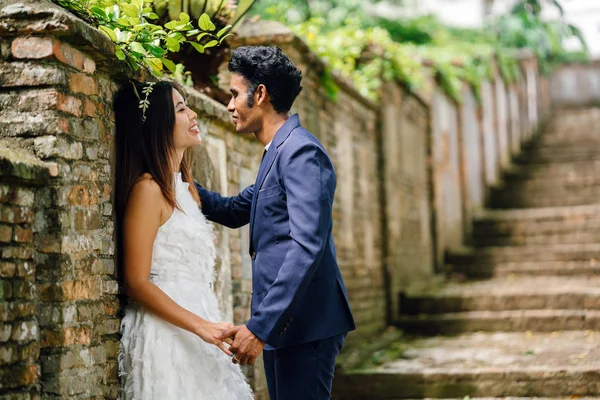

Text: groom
xmin=195 ymin=45 xmax=355 ymax=399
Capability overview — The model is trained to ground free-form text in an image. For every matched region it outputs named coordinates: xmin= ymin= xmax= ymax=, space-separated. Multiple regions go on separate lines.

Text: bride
xmin=113 ymin=80 xmax=254 ymax=399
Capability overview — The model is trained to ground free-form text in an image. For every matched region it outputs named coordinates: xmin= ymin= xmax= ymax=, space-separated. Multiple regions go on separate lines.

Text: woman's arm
xmin=122 ymin=178 xmax=232 ymax=354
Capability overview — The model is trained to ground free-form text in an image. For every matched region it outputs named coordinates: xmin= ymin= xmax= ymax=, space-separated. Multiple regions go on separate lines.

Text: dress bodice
xmin=150 ymin=173 xmax=216 ymax=288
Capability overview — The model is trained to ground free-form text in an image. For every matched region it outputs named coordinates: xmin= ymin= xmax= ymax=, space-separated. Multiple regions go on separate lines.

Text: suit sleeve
xmin=194 ymin=183 xmax=254 ymax=229
xmin=245 ymin=142 xmax=335 ymax=343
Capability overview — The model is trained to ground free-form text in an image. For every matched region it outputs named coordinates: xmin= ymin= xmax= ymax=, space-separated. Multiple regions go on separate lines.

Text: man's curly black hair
xmin=228 ymin=46 xmax=303 ymax=113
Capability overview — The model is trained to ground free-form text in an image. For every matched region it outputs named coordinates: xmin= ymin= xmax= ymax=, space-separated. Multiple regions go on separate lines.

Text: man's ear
xmin=255 ymin=84 xmax=269 ymax=106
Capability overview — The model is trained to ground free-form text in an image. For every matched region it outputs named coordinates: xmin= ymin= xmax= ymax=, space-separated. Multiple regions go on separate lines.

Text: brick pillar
xmin=0 ymin=147 xmax=53 ymax=398
xmin=0 ymin=2 xmax=121 ymax=397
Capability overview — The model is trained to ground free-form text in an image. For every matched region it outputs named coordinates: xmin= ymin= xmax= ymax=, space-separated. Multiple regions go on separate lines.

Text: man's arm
xmin=195 ymin=183 xmax=254 ymax=229
xmin=246 ymin=142 xmax=334 ymax=344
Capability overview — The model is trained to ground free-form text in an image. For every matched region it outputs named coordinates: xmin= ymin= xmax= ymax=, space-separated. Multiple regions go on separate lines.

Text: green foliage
xmin=54 ymin=0 xmax=232 ymax=79
xmin=249 ymin=0 xmax=523 ymax=103
xmin=490 ymin=0 xmax=589 ymax=73
xmin=292 ymin=20 xmax=424 ymax=101
xmin=249 ymin=0 xmax=586 ymax=103
xmin=152 ymin=0 xmax=256 ymax=30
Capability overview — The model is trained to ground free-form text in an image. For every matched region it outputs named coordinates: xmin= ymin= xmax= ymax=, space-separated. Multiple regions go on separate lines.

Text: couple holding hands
xmin=114 ymin=45 xmax=355 ymax=399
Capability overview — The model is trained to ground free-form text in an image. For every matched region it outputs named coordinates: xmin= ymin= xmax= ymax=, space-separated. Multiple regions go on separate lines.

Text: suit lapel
xmin=249 ymin=147 xmax=277 ymax=241
xmin=249 ymin=114 xmax=301 ymax=248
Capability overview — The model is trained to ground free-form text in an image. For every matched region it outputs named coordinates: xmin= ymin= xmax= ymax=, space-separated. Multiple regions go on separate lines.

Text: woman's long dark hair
xmin=113 ymin=80 xmax=200 ymax=280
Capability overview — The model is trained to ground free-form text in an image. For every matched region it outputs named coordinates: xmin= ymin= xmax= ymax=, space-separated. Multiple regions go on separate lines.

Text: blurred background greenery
xmin=248 ymin=0 xmax=589 ymax=101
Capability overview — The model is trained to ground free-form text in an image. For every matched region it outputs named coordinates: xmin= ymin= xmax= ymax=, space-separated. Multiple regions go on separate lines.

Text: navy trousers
xmin=263 ymin=333 xmax=346 ymax=400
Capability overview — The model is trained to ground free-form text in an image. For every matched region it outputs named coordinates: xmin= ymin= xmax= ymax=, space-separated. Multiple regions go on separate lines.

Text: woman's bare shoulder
xmin=129 ymin=174 xmax=163 ymax=203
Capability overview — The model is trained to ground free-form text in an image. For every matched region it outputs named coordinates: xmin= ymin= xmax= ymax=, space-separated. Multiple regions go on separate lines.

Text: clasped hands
xmin=215 ymin=325 xmax=265 ymax=366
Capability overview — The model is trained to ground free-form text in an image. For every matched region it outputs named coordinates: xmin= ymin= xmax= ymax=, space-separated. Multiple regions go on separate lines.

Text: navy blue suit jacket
xmin=195 ymin=114 xmax=356 ymax=348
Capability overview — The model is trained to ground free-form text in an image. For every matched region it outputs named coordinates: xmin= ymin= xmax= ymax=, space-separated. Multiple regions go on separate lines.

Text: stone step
xmin=474 ymin=231 xmax=600 ymax=246
xmin=448 ymin=243 xmax=600 ymax=264
xmin=451 ymin=260 xmax=600 ymax=278
xmin=489 ymin=193 xmax=600 ymax=209
xmin=504 ymin=160 xmax=600 ymax=181
xmin=474 ymin=205 xmax=600 ymax=232
xmin=332 ymin=331 xmax=600 ymax=398
xmin=395 ymin=309 xmax=600 ymax=334
xmin=400 ymin=276 xmax=600 ymax=315
xmin=497 ymin=176 xmax=600 ymax=193
xmin=515 ymin=150 xmax=600 ymax=164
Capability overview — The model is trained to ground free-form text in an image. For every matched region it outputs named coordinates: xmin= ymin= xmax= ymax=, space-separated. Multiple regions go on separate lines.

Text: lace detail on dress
xmin=119 ymin=173 xmax=253 ymax=400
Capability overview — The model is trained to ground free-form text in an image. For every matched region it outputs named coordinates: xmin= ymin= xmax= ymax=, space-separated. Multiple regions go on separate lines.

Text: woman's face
xmin=172 ymin=88 xmax=201 ymax=151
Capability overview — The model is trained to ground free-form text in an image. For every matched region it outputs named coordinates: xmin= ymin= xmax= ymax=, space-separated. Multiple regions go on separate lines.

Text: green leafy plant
xmin=54 ymin=0 xmax=231 ymax=78
xmin=249 ymin=1 xmax=523 ymax=103
xmin=489 ymin=0 xmax=589 ymax=73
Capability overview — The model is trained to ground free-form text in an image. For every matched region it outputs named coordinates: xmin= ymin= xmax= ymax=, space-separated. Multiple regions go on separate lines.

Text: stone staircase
xmin=334 ymin=108 xmax=600 ymax=399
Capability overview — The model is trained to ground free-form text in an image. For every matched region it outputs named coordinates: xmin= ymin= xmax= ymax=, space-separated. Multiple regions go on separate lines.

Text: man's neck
xmin=255 ymin=113 xmax=289 ymax=147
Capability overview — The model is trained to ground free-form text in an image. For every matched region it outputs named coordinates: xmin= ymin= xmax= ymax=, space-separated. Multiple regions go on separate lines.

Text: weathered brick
xmin=84 ymin=99 xmax=96 ymax=117
xmin=37 ymin=304 xmax=76 ymax=327
xmin=15 ymin=261 xmax=34 ymax=278
xmin=0 ymin=262 xmax=15 ymax=278
xmin=83 ymin=57 xmax=96 ymax=74
xmin=0 ymin=39 xmax=11 ymax=60
xmin=76 ymin=302 xmax=104 ymax=324
xmin=11 ymin=320 xmax=38 ymax=343
xmin=0 ymin=224 xmax=11 ymax=243
xmin=56 ymin=93 xmax=82 ymax=117
xmin=41 ymin=325 xmax=90 ymax=347
xmin=103 ymin=296 xmax=119 ymax=317
xmin=0 ymin=342 xmax=39 ymax=366
xmin=0 ymin=111 xmax=69 ymax=137
xmin=13 ymin=225 xmax=32 ymax=243
xmin=0 ymin=302 xmax=35 ymax=323
xmin=72 ymin=208 xmax=101 ymax=230
xmin=34 ymin=233 xmax=61 ymax=254
xmin=33 ymin=136 xmax=83 ymax=160
xmin=0 ymin=324 xmax=12 ymax=342
xmin=39 ymin=279 xmax=102 ymax=302
xmin=69 ymin=73 xmax=98 ymax=95
xmin=1 ymin=246 xmax=34 ymax=260
xmin=0 ymin=186 xmax=35 ymax=207
xmin=11 ymin=37 xmax=93 ymax=74
xmin=12 ymin=280 xmax=36 ymax=300
xmin=0 ymin=364 xmax=38 ymax=389
xmin=0 ymin=62 xmax=67 ymax=87
xmin=11 ymin=37 xmax=54 ymax=60
xmin=18 ymin=89 xmax=58 ymax=112
xmin=0 ymin=205 xmax=33 ymax=224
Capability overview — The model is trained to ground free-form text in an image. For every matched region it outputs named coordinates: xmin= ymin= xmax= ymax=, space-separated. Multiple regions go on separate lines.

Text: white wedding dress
xmin=119 ymin=173 xmax=253 ymax=400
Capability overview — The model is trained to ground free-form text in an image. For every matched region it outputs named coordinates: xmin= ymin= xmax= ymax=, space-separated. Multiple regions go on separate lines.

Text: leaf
xmin=116 ymin=17 xmax=131 ymax=26
xmin=180 ymin=12 xmax=190 ymax=24
xmin=218 ymin=33 xmax=233 ymax=43
xmin=204 ymin=40 xmax=218 ymax=49
xmin=145 ymin=12 xmax=159 ymax=20
xmin=147 ymin=44 xmax=167 ymax=57
xmin=99 ymin=25 xmax=117 ymax=42
xmin=165 ymin=37 xmax=180 ymax=52
xmin=216 ymin=25 xmax=232 ymax=39
xmin=197 ymin=32 xmax=210 ymax=41
xmin=129 ymin=41 xmax=147 ymax=55
xmin=147 ymin=57 xmax=163 ymax=71
xmin=190 ymin=42 xmax=205 ymax=53
xmin=121 ymin=4 xmax=139 ymax=18
xmin=199 ymin=13 xmax=215 ymax=31
xmin=89 ymin=6 xmax=108 ymax=20
xmin=162 ymin=57 xmax=177 ymax=72
xmin=115 ymin=47 xmax=126 ymax=60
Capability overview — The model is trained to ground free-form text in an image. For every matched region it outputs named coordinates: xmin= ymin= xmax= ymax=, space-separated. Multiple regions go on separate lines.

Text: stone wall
xmin=0 ymin=1 xmax=551 ymax=398
xmin=551 ymin=61 xmax=600 ymax=107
